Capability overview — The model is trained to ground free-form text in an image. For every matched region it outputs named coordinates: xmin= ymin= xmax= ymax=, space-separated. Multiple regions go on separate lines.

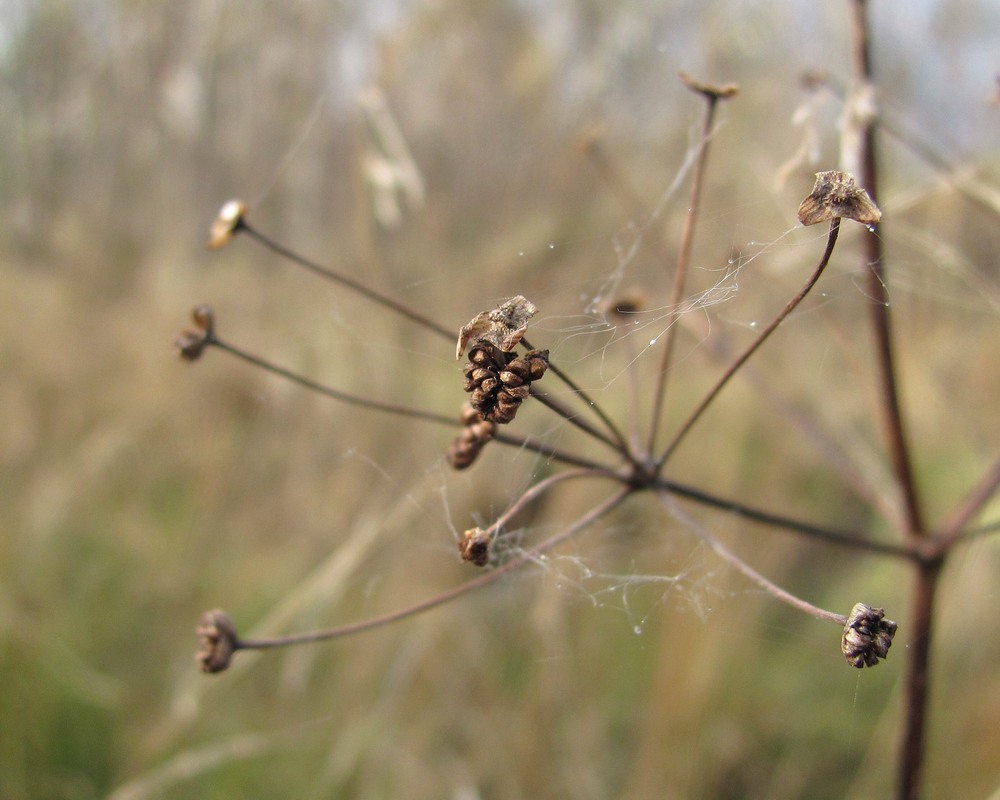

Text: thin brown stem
xmin=931 ymin=456 xmax=1000 ymax=554
xmin=485 ymin=468 xmax=614 ymax=537
xmin=209 ymin=336 xmax=457 ymax=427
xmin=210 ymin=334 xmax=617 ymax=471
xmin=646 ymin=91 xmax=720 ymax=455
xmin=235 ymin=487 xmax=632 ymax=651
xmin=522 ymin=336 xmax=631 ymax=454
xmin=662 ymin=492 xmax=846 ymax=624
xmin=656 ymin=218 xmax=841 ymax=469
xmin=528 ymin=387 xmax=624 ymax=453
xmin=654 ymin=475 xmax=910 ymax=558
xmin=241 ymin=223 xmax=455 ymax=342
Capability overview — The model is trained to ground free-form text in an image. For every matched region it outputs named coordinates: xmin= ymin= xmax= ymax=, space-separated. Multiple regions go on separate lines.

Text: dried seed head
xmin=842 ymin=603 xmax=898 ymax=668
xmin=207 ymin=200 xmax=248 ymax=249
xmin=459 ymin=527 xmax=491 ymax=567
xmin=456 ymin=295 xmax=539 ymax=359
xmin=797 ymin=171 xmax=881 ymax=227
xmin=175 ymin=304 xmax=216 ymax=361
xmin=196 ymin=609 xmax=240 ymax=673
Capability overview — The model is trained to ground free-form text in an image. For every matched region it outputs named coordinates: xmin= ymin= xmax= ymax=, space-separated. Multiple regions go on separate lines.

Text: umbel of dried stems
xmin=186 ymin=164 xmax=899 ymax=680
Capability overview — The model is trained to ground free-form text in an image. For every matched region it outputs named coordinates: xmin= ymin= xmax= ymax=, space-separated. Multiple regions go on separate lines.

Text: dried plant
xmin=172 ymin=4 xmax=998 ymax=797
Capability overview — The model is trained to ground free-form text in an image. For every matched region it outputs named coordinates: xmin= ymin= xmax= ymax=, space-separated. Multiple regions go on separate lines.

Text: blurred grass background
xmin=2 ymin=1 xmax=999 ymax=798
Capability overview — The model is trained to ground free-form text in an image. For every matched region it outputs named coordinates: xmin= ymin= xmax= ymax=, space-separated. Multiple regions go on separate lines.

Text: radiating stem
xmin=646 ymin=89 xmax=721 ymax=455
xmin=209 ymin=335 xmax=456 ymax=426
xmin=235 ymin=487 xmax=631 ymax=651
xmin=522 ymin=335 xmax=631 ymax=454
xmin=654 ymin=475 xmax=910 ymax=558
xmin=662 ymin=493 xmax=846 ymax=624
xmin=656 ymin=219 xmax=841 ymax=469
xmin=242 ymin=223 xmax=455 ymax=341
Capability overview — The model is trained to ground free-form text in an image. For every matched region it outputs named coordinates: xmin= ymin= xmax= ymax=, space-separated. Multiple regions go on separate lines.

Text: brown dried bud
xmin=842 ymin=603 xmax=897 ymax=668
xmin=175 ymin=304 xmax=216 ymax=361
xmin=207 ymin=200 xmax=247 ymax=249
xmin=196 ymin=609 xmax=240 ymax=673
xmin=456 ymin=295 xmax=539 ymax=359
xmin=797 ymin=171 xmax=881 ymax=227
xmin=459 ymin=527 xmax=491 ymax=567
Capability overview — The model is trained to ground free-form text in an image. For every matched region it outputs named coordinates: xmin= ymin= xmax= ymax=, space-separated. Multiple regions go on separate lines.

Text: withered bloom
xmin=456 ymin=295 xmax=539 ymax=360
xmin=459 ymin=527 xmax=491 ymax=567
xmin=842 ymin=602 xmax=897 ymax=668
xmin=197 ymin=609 xmax=240 ymax=673
xmin=207 ymin=200 xmax=248 ymax=249
xmin=175 ymin=304 xmax=216 ymax=361
xmin=797 ymin=170 xmax=881 ymax=227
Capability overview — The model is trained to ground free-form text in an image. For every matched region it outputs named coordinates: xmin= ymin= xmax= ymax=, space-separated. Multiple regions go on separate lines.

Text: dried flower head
xmin=456 ymin=295 xmax=539 ymax=360
xmin=797 ymin=170 xmax=881 ymax=227
xmin=175 ymin=304 xmax=216 ymax=361
xmin=207 ymin=200 xmax=248 ymax=249
xmin=842 ymin=602 xmax=898 ymax=668
xmin=459 ymin=527 xmax=491 ymax=567
xmin=196 ymin=609 xmax=240 ymax=673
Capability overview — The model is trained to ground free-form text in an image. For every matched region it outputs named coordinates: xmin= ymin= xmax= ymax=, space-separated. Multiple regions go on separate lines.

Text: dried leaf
xmin=797 ymin=170 xmax=881 ymax=227
xmin=456 ymin=295 xmax=538 ymax=359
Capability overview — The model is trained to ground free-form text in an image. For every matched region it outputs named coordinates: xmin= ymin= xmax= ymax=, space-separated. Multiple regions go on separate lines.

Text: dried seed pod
xmin=459 ymin=527 xmax=491 ymax=567
xmin=797 ymin=171 xmax=881 ymax=227
xmin=842 ymin=603 xmax=898 ymax=668
xmin=207 ymin=200 xmax=247 ymax=249
xmin=196 ymin=609 xmax=240 ymax=673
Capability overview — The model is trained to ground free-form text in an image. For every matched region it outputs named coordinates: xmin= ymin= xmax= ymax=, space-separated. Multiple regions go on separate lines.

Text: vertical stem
xmin=899 ymin=558 xmax=941 ymax=800
xmin=847 ymin=3 xmax=931 ymax=797
xmin=849 ymin=2 xmax=925 ymax=540
xmin=646 ymin=95 xmax=719 ymax=455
